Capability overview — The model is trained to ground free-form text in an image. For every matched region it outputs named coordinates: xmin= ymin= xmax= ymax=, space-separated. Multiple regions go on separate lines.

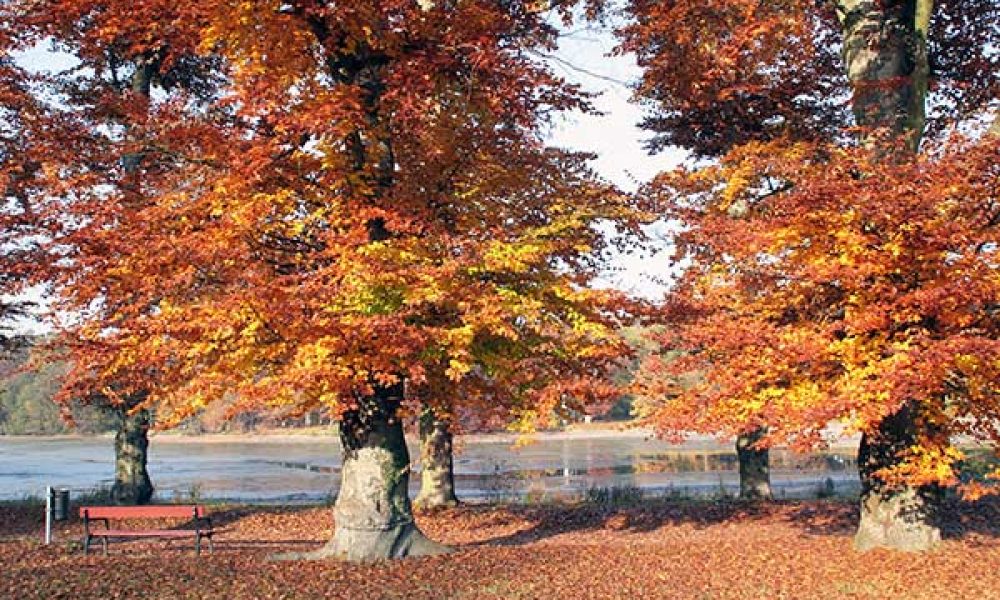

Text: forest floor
xmin=3 ymin=497 xmax=999 ymax=599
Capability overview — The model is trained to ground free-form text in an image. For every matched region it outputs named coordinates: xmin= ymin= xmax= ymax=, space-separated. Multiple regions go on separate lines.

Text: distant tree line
xmin=0 ymin=345 xmax=115 ymax=435
xmin=1 ymin=333 xmax=643 ymax=436
xmin=0 ymin=345 xmax=336 ymax=435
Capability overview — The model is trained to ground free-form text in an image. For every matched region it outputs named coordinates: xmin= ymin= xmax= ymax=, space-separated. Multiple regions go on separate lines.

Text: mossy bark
xmin=111 ymin=407 xmax=154 ymax=505
xmin=282 ymin=384 xmax=450 ymax=562
xmin=854 ymin=403 xmax=941 ymax=552
xmin=414 ymin=407 xmax=459 ymax=510
xmin=736 ymin=428 xmax=771 ymax=501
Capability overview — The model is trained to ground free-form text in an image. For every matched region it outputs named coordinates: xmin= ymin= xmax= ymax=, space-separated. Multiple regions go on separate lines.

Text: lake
xmin=0 ymin=432 xmax=861 ymax=503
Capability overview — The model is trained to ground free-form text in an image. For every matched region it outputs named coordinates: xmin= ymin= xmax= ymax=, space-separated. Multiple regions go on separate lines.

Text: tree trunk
xmin=414 ymin=406 xmax=459 ymax=510
xmin=107 ymin=59 xmax=159 ymax=508
xmin=836 ymin=1 xmax=942 ymax=551
xmin=838 ymin=0 xmax=932 ymax=151
xmin=736 ymin=428 xmax=771 ymax=500
xmin=854 ymin=403 xmax=941 ymax=552
xmin=111 ymin=407 xmax=154 ymax=505
xmin=283 ymin=384 xmax=450 ymax=562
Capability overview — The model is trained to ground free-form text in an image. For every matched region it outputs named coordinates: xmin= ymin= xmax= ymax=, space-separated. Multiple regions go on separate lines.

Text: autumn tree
xmin=411 ymin=376 xmax=461 ymax=510
xmin=414 ymin=405 xmax=460 ymax=509
xmin=0 ymin=30 xmax=50 ymax=353
xmin=5 ymin=0 xmax=224 ymax=504
xmin=624 ymin=0 xmax=999 ymax=550
xmin=11 ymin=0 xmax=635 ymax=561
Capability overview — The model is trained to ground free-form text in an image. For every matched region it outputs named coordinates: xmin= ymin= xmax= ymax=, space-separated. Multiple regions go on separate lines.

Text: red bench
xmin=80 ymin=505 xmax=216 ymax=555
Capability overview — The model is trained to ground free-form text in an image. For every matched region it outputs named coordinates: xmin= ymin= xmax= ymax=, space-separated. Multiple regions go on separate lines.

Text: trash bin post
xmin=43 ymin=486 xmax=69 ymax=545
xmin=44 ymin=486 xmax=53 ymax=545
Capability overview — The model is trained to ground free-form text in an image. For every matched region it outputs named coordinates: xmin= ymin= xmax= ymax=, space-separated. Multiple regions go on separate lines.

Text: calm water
xmin=0 ymin=434 xmax=860 ymax=503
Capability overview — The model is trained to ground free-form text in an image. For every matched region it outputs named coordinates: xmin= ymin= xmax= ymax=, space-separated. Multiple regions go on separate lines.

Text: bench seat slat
xmin=90 ymin=529 xmax=212 ymax=538
xmin=80 ymin=505 xmax=205 ymax=519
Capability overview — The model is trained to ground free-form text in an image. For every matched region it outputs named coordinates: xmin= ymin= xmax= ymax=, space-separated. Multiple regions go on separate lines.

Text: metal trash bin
xmin=52 ymin=488 xmax=70 ymax=521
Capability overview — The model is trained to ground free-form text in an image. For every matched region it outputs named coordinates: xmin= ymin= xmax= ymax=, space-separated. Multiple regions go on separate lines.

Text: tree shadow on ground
xmin=204 ymin=504 xmax=326 ymax=528
xmin=199 ymin=504 xmax=330 ymax=550
xmin=460 ymin=495 xmax=1000 ymax=548
xmin=458 ymin=496 xmax=813 ymax=546
xmin=783 ymin=496 xmax=1000 ymax=540
xmin=0 ymin=504 xmax=46 ymax=539
xmin=0 ymin=503 xmax=329 ymax=551
xmin=937 ymin=497 xmax=1000 ymax=542
xmin=9 ymin=495 xmax=998 ymax=554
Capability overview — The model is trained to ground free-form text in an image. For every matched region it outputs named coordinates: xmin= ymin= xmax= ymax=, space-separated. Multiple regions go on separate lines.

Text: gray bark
xmin=736 ymin=428 xmax=772 ymax=501
xmin=268 ymin=15 xmax=447 ymax=563
xmin=111 ymin=407 xmax=154 ymax=505
xmin=836 ymin=0 xmax=942 ymax=551
xmin=854 ymin=403 xmax=941 ymax=551
xmin=414 ymin=407 xmax=459 ymax=510
xmin=108 ymin=61 xmax=158 ymax=507
xmin=280 ymin=384 xmax=451 ymax=562
xmin=838 ymin=0 xmax=932 ymax=151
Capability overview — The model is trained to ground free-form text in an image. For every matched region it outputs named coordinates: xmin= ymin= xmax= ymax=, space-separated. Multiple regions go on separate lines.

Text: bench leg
xmin=83 ymin=535 xmax=90 ymax=555
xmin=195 ymin=534 xmax=201 ymax=556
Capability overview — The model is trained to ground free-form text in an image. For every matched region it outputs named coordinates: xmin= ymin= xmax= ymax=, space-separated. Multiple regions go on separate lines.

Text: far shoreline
xmin=0 ymin=423 xmax=870 ymax=452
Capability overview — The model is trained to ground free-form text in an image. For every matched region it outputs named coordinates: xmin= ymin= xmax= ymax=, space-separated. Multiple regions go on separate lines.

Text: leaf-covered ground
xmin=3 ymin=498 xmax=999 ymax=599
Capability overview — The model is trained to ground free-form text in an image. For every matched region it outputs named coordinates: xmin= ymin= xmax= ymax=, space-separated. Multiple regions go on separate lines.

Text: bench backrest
xmin=80 ymin=505 xmax=205 ymax=520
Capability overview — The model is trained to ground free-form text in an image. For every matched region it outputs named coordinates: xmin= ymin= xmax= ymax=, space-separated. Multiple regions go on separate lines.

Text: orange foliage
xmin=625 ymin=0 xmax=1000 ymax=495
xmin=3 ymin=2 xmax=640 ymax=426
xmin=0 ymin=29 xmax=66 ymax=348
xmin=619 ymin=0 xmax=997 ymax=158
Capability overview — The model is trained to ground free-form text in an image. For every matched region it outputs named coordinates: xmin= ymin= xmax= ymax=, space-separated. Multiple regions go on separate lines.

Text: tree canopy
xmin=2 ymin=0 xmax=639 ymax=429
xmin=626 ymin=0 xmax=1000 ymax=510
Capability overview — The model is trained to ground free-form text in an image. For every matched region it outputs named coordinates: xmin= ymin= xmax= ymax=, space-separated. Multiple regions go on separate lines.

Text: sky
xmin=6 ymin=17 xmax=680 ymax=335
xmin=544 ymin=23 xmax=682 ymax=298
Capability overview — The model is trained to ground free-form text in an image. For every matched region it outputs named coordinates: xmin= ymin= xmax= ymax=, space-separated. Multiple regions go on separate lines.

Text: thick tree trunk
xmin=837 ymin=1 xmax=942 ymax=551
xmin=111 ymin=407 xmax=154 ymax=505
xmin=284 ymin=384 xmax=450 ymax=562
xmin=838 ymin=0 xmax=931 ymax=150
xmin=108 ymin=60 xmax=159 ymax=507
xmin=736 ymin=428 xmax=771 ymax=501
xmin=854 ymin=403 xmax=941 ymax=552
xmin=414 ymin=407 xmax=459 ymax=510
